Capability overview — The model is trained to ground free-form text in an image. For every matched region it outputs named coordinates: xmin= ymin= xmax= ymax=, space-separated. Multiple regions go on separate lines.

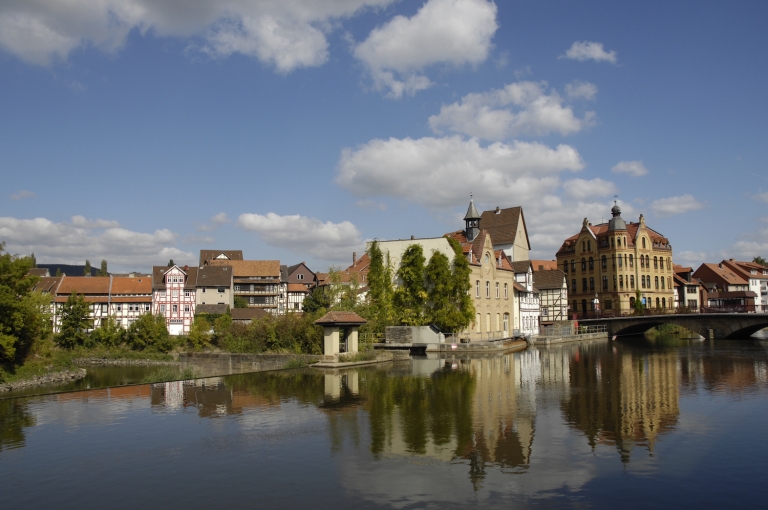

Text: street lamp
xmin=593 ymin=293 xmax=600 ymax=318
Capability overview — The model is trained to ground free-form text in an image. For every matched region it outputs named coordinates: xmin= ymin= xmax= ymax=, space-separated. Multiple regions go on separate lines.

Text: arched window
xmin=571 ymin=260 xmax=575 ymax=272
xmin=668 ymin=257 xmax=672 ymax=270
xmin=504 ymin=283 xmax=508 ymax=299
xmin=581 ymin=299 xmax=587 ymax=313
xmin=601 ymin=255 xmax=607 ymax=269
xmin=629 ymin=254 xmax=634 ymax=267
xmin=618 ymin=255 xmax=623 ymax=268
xmin=486 ymin=281 xmax=490 ymax=298
xmin=496 ymin=282 xmax=499 ymax=298
xmin=662 ymin=297 xmax=666 ymax=308
xmin=589 ymin=257 xmax=594 ymax=270
xmin=640 ymin=256 xmax=645 ymax=268
xmin=661 ymin=277 xmax=665 ymax=289
xmin=656 ymin=297 xmax=661 ymax=308
xmin=582 ymin=240 xmax=586 ymax=251
xmin=654 ymin=256 xmax=658 ymax=269
xmin=476 ymin=280 xmax=480 ymax=297
xmin=589 ymin=277 xmax=595 ymax=291
xmin=486 ymin=313 xmax=491 ymax=332
xmin=571 ymin=279 xmax=576 ymax=293
xmin=619 ymin=275 xmax=624 ymax=289
xmin=582 ymin=278 xmax=588 ymax=291
xmin=613 ymin=275 xmax=617 ymax=290
xmin=612 ymin=254 xmax=616 ymax=268
xmin=646 ymin=255 xmax=650 ymax=267
xmin=660 ymin=257 xmax=664 ymax=270
xmin=563 ymin=261 xmax=568 ymax=273
xmin=630 ymin=275 xmax=635 ymax=289
xmin=587 ymin=240 xmax=591 ymax=251
xmin=475 ymin=314 xmax=481 ymax=332
xmin=630 ymin=296 xmax=636 ymax=308
xmin=581 ymin=258 xmax=587 ymax=271
xmin=611 ymin=237 xmax=615 ymax=247
xmin=655 ymin=276 xmax=659 ymax=289
xmin=642 ymin=238 xmax=646 ymax=249
xmin=668 ymin=277 xmax=672 ymax=289
xmin=602 ymin=276 xmax=608 ymax=290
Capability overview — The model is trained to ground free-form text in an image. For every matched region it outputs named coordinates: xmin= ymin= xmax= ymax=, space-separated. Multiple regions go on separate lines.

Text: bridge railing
xmin=540 ymin=324 xmax=606 ymax=336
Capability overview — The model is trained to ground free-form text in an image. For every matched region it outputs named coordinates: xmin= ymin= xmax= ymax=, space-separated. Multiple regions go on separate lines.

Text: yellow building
xmin=555 ymin=203 xmax=675 ymax=317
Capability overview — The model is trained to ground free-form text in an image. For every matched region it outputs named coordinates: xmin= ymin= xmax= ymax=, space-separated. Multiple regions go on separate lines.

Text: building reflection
xmin=560 ymin=340 xmax=680 ymax=462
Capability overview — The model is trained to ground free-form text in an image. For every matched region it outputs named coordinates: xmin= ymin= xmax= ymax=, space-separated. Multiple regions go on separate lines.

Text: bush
xmin=216 ymin=313 xmax=323 ymax=354
xmin=89 ymin=316 xmax=125 ymax=348
xmin=188 ymin=316 xmax=212 ymax=350
xmin=126 ymin=314 xmax=178 ymax=352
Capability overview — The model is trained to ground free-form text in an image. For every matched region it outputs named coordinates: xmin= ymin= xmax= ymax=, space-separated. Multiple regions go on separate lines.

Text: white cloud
xmin=0 ymin=0 xmax=396 ymax=72
xmin=71 ymin=215 xmax=121 ymax=228
xmin=238 ymin=212 xmax=364 ymax=263
xmin=336 ymin=136 xmax=584 ymax=210
xmin=563 ymin=178 xmax=617 ymax=201
xmin=650 ymin=195 xmax=705 ymax=217
xmin=354 ymin=0 xmax=498 ymax=98
xmin=198 ymin=212 xmax=232 ymax=231
xmin=429 ymin=81 xmax=596 ymax=140
xmin=753 ymin=192 xmax=768 ymax=204
xmin=612 ymin=160 xmax=649 ymax=177
xmin=565 ymin=80 xmax=597 ymax=100
xmin=561 ymin=41 xmax=617 ymax=64
xmin=675 ymin=251 xmax=709 ymax=268
xmin=0 ymin=216 xmax=191 ymax=269
xmin=10 ymin=190 xmax=35 ymax=201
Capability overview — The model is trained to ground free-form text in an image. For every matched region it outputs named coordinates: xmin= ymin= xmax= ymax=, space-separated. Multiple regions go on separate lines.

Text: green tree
xmin=393 ymin=244 xmax=428 ymax=325
xmin=303 ymin=287 xmax=332 ymax=314
xmin=55 ymin=267 xmax=62 ymax=277
xmin=126 ymin=313 xmax=174 ymax=352
xmin=56 ymin=291 xmax=92 ymax=349
xmin=188 ymin=316 xmax=212 ymax=350
xmin=365 ymin=241 xmax=395 ymax=334
xmin=98 ymin=259 xmax=108 ymax=277
xmin=446 ymin=237 xmax=475 ymax=331
xmin=83 ymin=260 xmax=91 ymax=276
xmin=425 ymin=251 xmax=453 ymax=329
xmin=633 ymin=289 xmax=645 ymax=314
xmin=754 ymin=256 xmax=767 ymax=266
xmin=0 ymin=244 xmax=49 ymax=362
xmin=90 ymin=315 xmax=125 ymax=347
xmin=167 ymin=259 xmax=175 ymax=267
xmin=233 ymin=296 xmax=249 ymax=309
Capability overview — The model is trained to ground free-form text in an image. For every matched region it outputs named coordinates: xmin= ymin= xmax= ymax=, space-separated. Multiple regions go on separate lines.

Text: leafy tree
xmin=754 ymin=256 xmax=767 ymax=266
xmin=633 ymin=289 xmax=645 ymax=314
xmin=188 ymin=316 xmax=212 ymax=350
xmin=98 ymin=259 xmax=108 ymax=277
xmin=0 ymin=244 xmax=49 ymax=362
xmin=126 ymin=313 xmax=174 ymax=352
xmin=365 ymin=241 xmax=394 ymax=334
xmin=56 ymin=291 xmax=92 ymax=348
xmin=393 ymin=244 xmax=428 ymax=325
xmin=446 ymin=237 xmax=475 ymax=331
xmin=55 ymin=268 xmax=62 ymax=277
xmin=167 ymin=259 xmax=175 ymax=267
xmin=303 ymin=287 xmax=332 ymax=314
xmin=233 ymin=296 xmax=249 ymax=309
xmin=83 ymin=260 xmax=91 ymax=276
xmin=90 ymin=315 xmax=125 ymax=347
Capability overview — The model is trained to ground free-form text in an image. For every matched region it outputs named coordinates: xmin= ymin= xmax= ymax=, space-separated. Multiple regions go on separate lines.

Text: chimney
xmin=411 ymin=235 xmax=415 ymax=240
xmin=495 ymin=206 xmax=500 ymax=214
xmin=352 ymin=252 xmax=357 ymax=266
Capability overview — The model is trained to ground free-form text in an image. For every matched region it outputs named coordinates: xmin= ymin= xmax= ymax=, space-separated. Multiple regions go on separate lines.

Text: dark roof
xmin=196 ymin=304 xmax=229 ymax=315
xmin=196 ymin=265 xmax=233 ymax=287
xmin=532 ymin=270 xmax=566 ymax=290
xmin=280 ymin=265 xmax=289 ymax=282
xmin=199 ymin=250 xmax=243 ymax=266
xmin=37 ymin=264 xmax=99 ymax=276
xmin=315 ymin=311 xmax=367 ymax=325
xmin=33 ymin=276 xmax=62 ymax=294
xmin=510 ymin=260 xmax=532 ymax=274
xmin=151 ymin=265 xmax=199 ymax=290
xmin=464 ymin=198 xmax=480 ymax=220
xmin=231 ymin=308 xmax=269 ymax=321
xmin=28 ymin=268 xmax=49 ymax=277
xmin=479 ymin=206 xmax=530 ymax=249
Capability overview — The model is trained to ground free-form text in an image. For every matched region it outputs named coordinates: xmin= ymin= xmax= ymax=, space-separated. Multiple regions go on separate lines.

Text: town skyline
xmin=2 ymin=1 xmax=767 ymax=272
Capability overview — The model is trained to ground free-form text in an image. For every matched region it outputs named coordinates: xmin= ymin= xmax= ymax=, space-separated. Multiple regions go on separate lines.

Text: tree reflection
xmin=0 ymin=399 xmax=35 ymax=453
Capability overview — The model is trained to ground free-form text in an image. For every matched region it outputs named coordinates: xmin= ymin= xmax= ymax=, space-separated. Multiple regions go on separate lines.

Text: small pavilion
xmin=314 ymin=311 xmax=367 ymax=356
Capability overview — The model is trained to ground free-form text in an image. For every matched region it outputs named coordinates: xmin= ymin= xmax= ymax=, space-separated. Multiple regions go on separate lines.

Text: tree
xmin=754 ymin=256 xmax=767 ymax=266
xmin=56 ymin=291 xmax=92 ymax=348
xmin=126 ymin=313 xmax=174 ymax=352
xmin=365 ymin=241 xmax=395 ymax=334
xmin=425 ymin=251 xmax=453 ymax=330
xmin=83 ymin=260 xmax=91 ymax=276
xmin=90 ymin=315 xmax=124 ymax=347
xmin=98 ymin=259 xmax=108 ymax=277
xmin=445 ymin=237 xmax=475 ymax=332
xmin=188 ymin=316 xmax=212 ymax=350
xmin=55 ymin=268 xmax=62 ymax=277
xmin=167 ymin=259 xmax=175 ymax=267
xmin=633 ymin=289 xmax=645 ymax=314
xmin=0 ymin=244 xmax=49 ymax=362
xmin=303 ymin=287 xmax=332 ymax=314
xmin=233 ymin=296 xmax=249 ymax=309
xmin=393 ymin=244 xmax=428 ymax=325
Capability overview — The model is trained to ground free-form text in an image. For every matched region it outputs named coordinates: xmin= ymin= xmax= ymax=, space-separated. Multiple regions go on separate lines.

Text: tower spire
xmin=464 ymin=194 xmax=481 ymax=241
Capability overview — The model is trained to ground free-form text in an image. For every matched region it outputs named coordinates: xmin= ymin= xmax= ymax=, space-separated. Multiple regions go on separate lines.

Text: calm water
xmin=2 ymin=337 xmax=768 ymax=509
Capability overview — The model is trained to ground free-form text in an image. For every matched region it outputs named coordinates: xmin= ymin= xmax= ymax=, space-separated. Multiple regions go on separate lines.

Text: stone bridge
xmin=579 ymin=313 xmax=768 ymax=339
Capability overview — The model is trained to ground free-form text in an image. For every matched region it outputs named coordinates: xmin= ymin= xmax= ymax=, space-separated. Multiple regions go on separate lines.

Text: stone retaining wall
xmin=73 ymin=358 xmax=177 ymax=366
xmin=533 ymin=332 xmax=609 ymax=345
xmin=0 ymin=368 xmax=87 ymax=393
xmin=178 ymin=352 xmax=326 ymax=377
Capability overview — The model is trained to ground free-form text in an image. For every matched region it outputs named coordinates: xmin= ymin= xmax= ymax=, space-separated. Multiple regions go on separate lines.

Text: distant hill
xmin=37 ymin=264 xmax=100 ymax=276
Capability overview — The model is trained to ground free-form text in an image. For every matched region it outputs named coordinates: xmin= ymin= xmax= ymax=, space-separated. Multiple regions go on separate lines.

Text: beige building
xmin=556 ymin=203 xmax=675 ymax=317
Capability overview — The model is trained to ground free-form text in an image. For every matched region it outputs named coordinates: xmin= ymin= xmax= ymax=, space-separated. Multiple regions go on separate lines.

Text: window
xmin=184 ymin=305 xmax=190 ymax=312
xmin=588 ymin=277 xmax=594 ymax=291
xmin=476 ymin=314 xmax=481 ymax=333
xmin=618 ymin=255 xmax=623 ymax=268
xmin=581 ymin=258 xmax=586 ymax=271
xmin=655 ymin=276 xmax=659 ymax=289
xmin=661 ymin=277 xmax=665 ymax=289
xmin=587 ymin=241 xmax=591 ymax=251
xmin=660 ymin=257 xmax=664 ymax=270
xmin=102 ymin=304 xmax=107 ymax=313
xmin=571 ymin=260 xmax=575 ymax=272
xmin=662 ymin=297 xmax=666 ymax=308
xmin=613 ymin=275 xmax=617 ymax=290
xmin=486 ymin=281 xmax=490 ymax=298
xmin=297 ymin=274 xmax=304 ymax=280
xmin=160 ymin=304 xmax=166 ymax=313
xmin=115 ymin=304 xmax=122 ymax=312
xmin=563 ymin=261 xmax=568 ymax=273
xmin=606 ymin=300 xmax=613 ymax=310
xmin=184 ymin=290 xmax=190 ymax=297
xmin=602 ymin=276 xmax=608 ymax=290
xmin=218 ymin=287 xmax=225 ymax=293
xmin=629 ymin=254 xmax=634 ymax=268
xmin=571 ymin=279 xmax=577 ymax=293
xmin=172 ymin=289 xmax=178 ymax=298
xmin=542 ymin=306 xmax=549 ymax=317
xmin=601 ymin=255 xmax=607 ymax=269
xmin=668 ymin=258 xmax=671 ymax=269
xmin=642 ymin=238 xmax=646 ymax=248
xmin=496 ymin=282 xmax=500 ymax=298
xmin=172 ymin=304 xmax=178 ymax=312
xmin=476 ymin=280 xmax=480 ymax=298
xmin=582 ymin=278 xmax=588 ymax=291
xmin=619 ymin=275 xmax=624 ymax=289
xmin=654 ymin=257 xmax=658 ymax=269
xmin=161 ymin=289 xmax=166 ymax=296
xmin=144 ymin=304 xmax=150 ymax=311
xmin=630 ymin=275 xmax=635 ymax=289
xmin=581 ymin=299 xmax=587 ymax=312
xmin=611 ymin=237 xmax=615 ymax=247
xmin=640 ymin=256 xmax=645 ymax=269
xmin=630 ymin=297 xmax=635 ymax=308
xmin=656 ymin=297 xmax=661 ymax=308
xmin=589 ymin=257 xmax=594 ymax=270
xmin=504 ymin=283 xmax=508 ymax=299
xmin=503 ymin=314 xmax=509 ymax=332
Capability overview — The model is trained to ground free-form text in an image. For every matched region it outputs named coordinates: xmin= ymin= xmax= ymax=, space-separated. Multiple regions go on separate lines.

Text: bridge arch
xmin=581 ymin=314 xmax=768 ymax=340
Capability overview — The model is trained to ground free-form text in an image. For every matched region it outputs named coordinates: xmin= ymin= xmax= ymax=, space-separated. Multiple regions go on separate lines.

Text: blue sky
xmin=1 ymin=0 xmax=767 ymax=272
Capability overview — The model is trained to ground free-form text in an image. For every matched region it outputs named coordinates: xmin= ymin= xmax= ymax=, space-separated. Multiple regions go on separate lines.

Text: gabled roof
xmin=199 ymin=250 xmax=243 ymax=266
xmin=56 ymin=276 xmax=110 ymax=295
xmin=722 ymin=259 xmax=768 ymax=280
xmin=151 ymin=265 xmax=198 ymax=290
xmin=532 ymin=270 xmax=566 ymax=290
xmin=556 ymin=218 xmax=670 ymax=256
xmin=287 ymin=283 xmax=310 ymax=293
xmin=531 ymin=260 xmax=558 ymax=272
xmin=28 ymin=268 xmax=49 ymax=277
xmin=110 ymin=277 xmax=152 ymax=295
xmin=196 ymin=265 xmax=233 ymax=287
xmin=232 ymin=308 xmax=269 ymax=321
xmin=196 ymin=304 xmax=229 ymax=315
xmin=208 ymin=259 xmax=280 ymax=277
xmin=315 ymin=311 xmax=367 ymax=325
xmin=479 ymin=206 xmax=530 ymax=250
xmin=33 ymin=276 xmax=62 ymax=294
xmin=510 ymin=260 xmax=533 ymax=274
xmin=692 ymin=263 xmax=748 ymax=286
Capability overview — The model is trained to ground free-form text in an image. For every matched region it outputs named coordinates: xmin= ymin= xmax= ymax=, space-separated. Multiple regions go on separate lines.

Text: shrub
xmin=188 ymin=316 xmax=212 ymax=350
xmin=89 ymin=316 xmax=125 ymax=348
xmin=126 ymin=314 xmax=177 ymax=352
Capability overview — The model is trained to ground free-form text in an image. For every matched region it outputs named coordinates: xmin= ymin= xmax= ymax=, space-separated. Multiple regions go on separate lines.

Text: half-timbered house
xmin=152 ymin=265 xmax=198 ymax=335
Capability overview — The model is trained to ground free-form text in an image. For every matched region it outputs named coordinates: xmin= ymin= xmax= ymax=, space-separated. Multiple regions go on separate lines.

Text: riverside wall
xmin=178 ymin=352 xmax=326 ymax=377
xmin=532 ymin=332 xmax=609 ymax=345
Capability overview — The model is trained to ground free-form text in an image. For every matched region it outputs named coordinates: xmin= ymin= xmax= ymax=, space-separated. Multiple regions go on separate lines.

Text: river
xmin=2 ymin=336 xmax=768 ymax=509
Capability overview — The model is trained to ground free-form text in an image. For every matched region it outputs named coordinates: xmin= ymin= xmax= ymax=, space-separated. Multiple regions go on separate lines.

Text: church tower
xmin=464 ymin=195 xmax=481 ymax=242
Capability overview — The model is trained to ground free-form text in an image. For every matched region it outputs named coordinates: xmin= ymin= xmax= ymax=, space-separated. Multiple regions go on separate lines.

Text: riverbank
xmin=0 ymin=368 xmax=87 ymax=393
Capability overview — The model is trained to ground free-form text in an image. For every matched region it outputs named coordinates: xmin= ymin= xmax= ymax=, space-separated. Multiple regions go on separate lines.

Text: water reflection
xmin=0 ymin=399 xmax=35 ymax=452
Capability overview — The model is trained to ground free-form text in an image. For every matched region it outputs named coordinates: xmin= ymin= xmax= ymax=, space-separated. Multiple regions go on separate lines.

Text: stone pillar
xmin=323 ymin=326 xmax=340 ymax=356
xmin=347 ymin=328 xmax=359 ymax=354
